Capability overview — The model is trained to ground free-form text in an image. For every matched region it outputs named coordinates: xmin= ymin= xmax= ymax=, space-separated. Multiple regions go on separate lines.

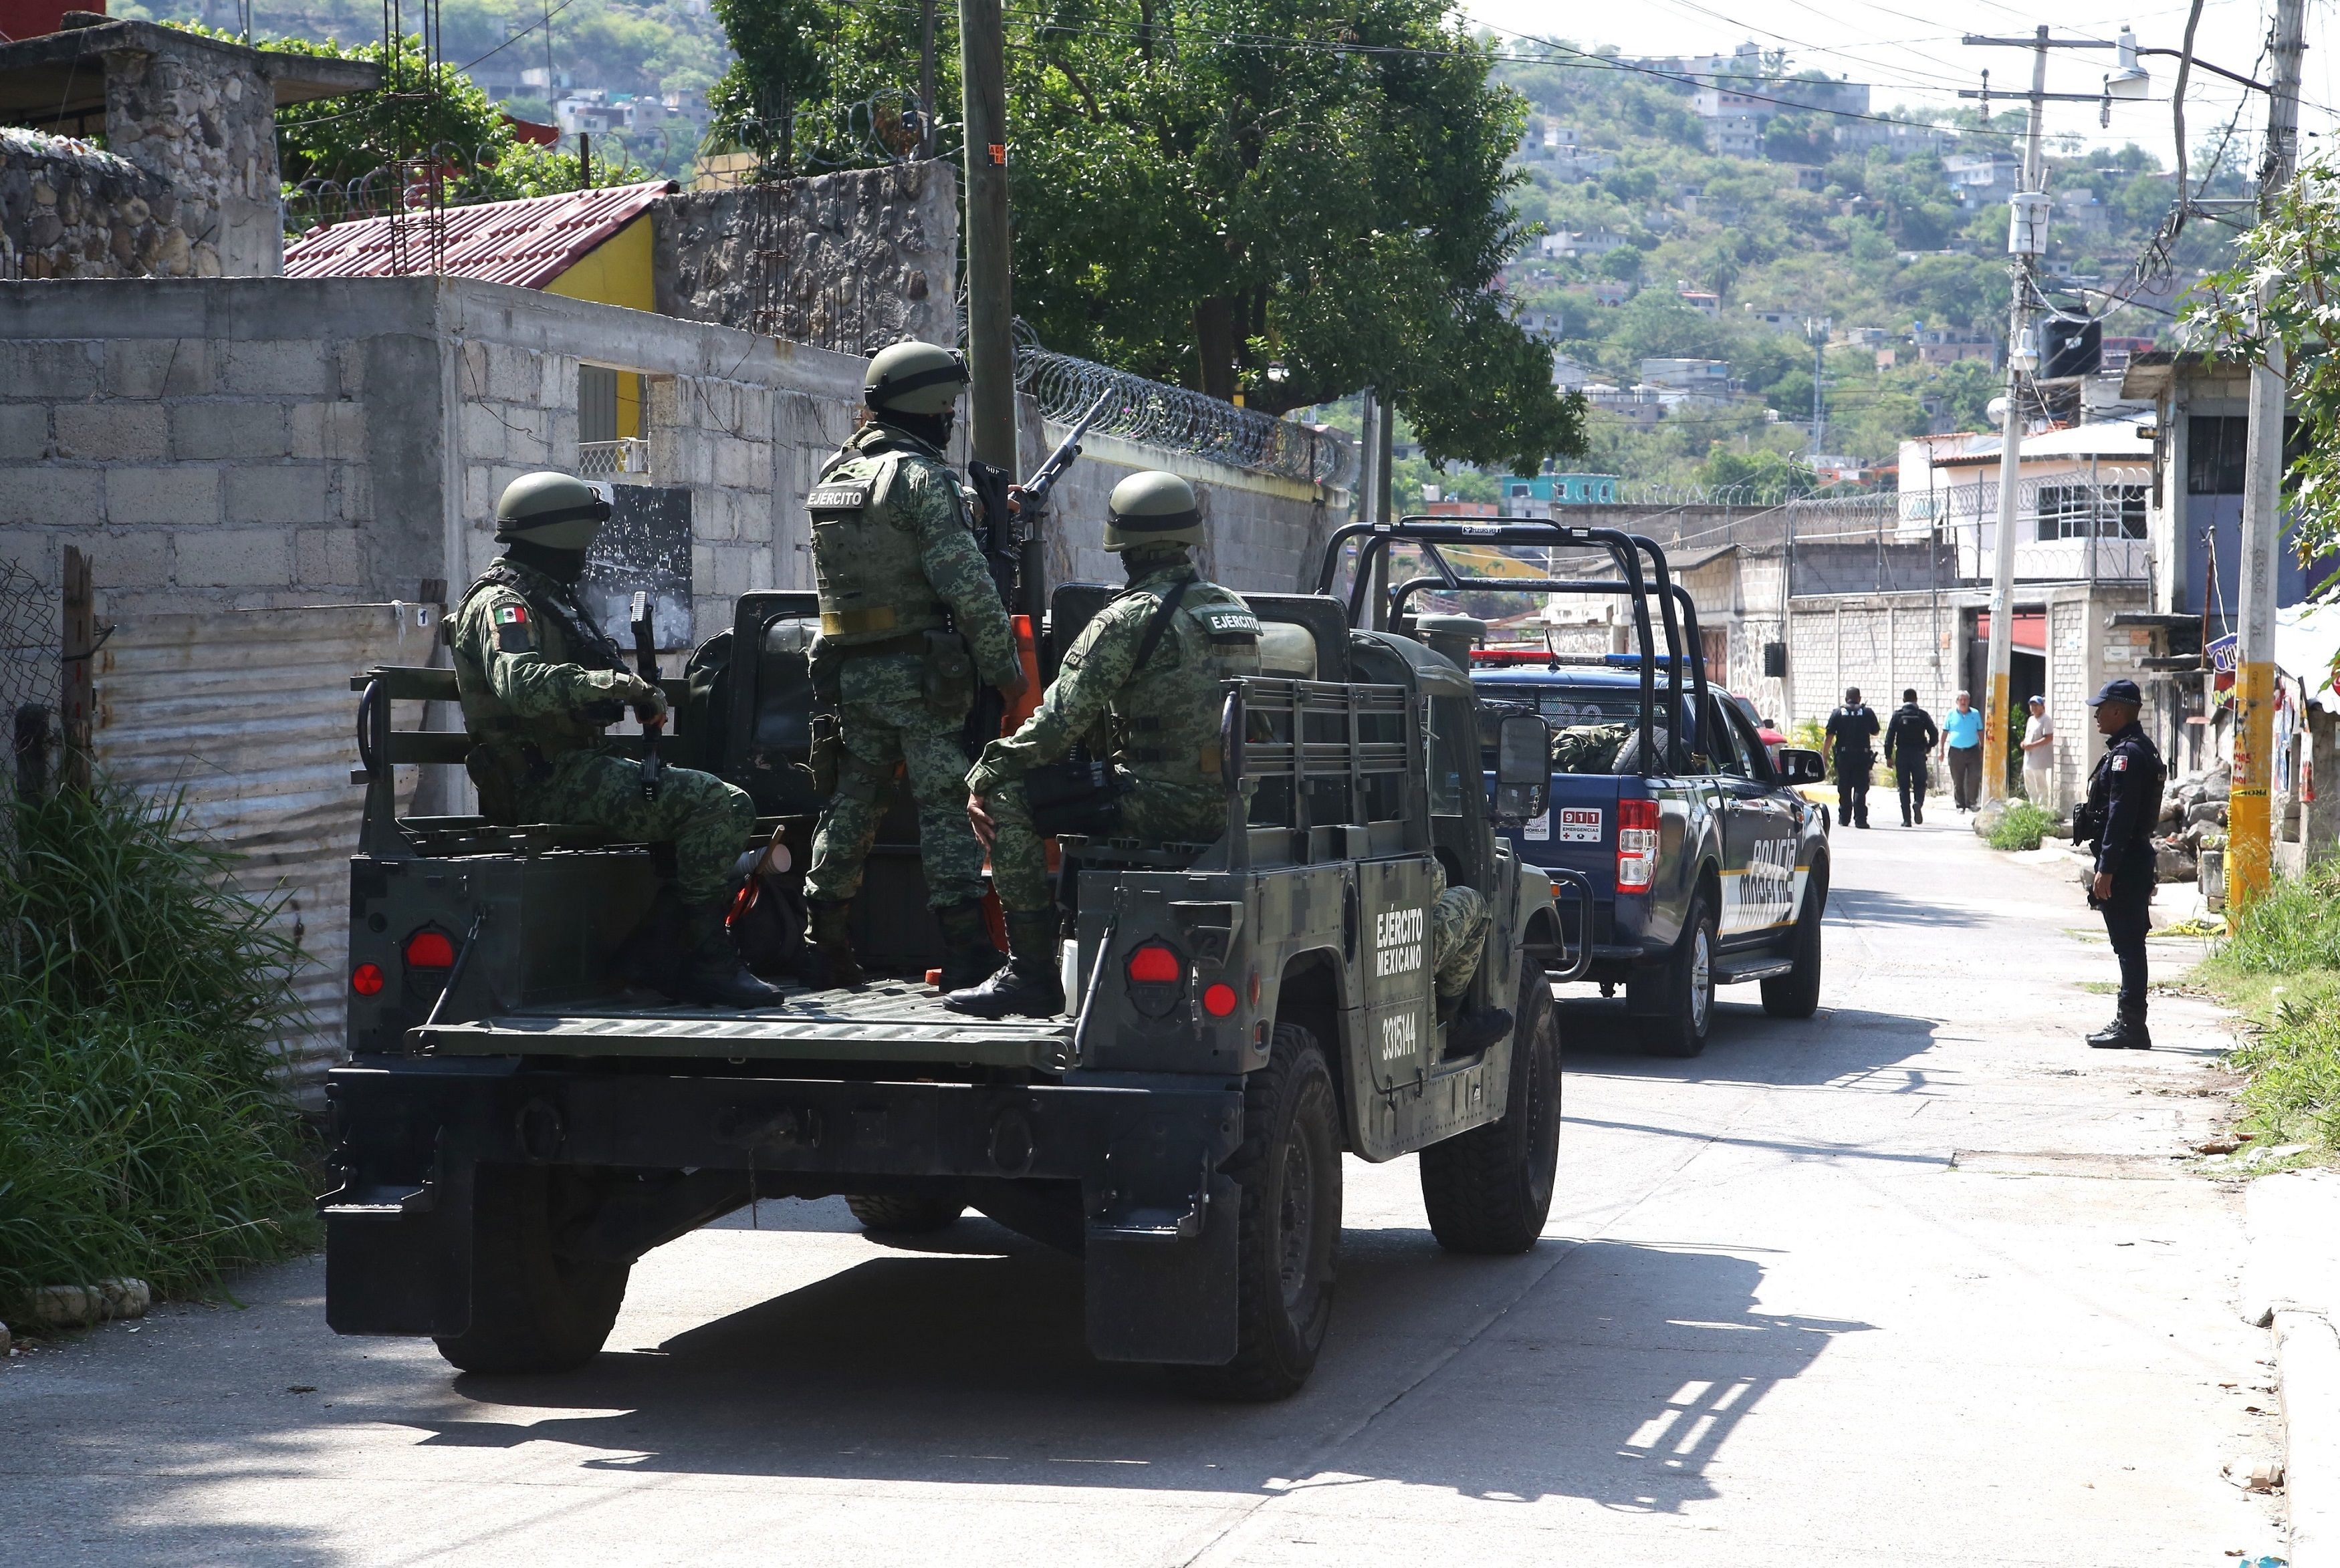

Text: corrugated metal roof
xmin=94 ymin=604 xmax=443 ymax=1107
xmin=284 ymin=180 xmax=676 ymax=290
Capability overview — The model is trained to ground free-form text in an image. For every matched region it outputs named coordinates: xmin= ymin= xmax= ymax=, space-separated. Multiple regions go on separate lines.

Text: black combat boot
xmin=933 ymin=899 xmax=1005 ymax=992
xmin=1437 ymin=991 xmax=1514 ymax=1055
xmin=800 ymin=898 xmax=864 ymax=990
xmin=2087 ymin=1009 xmax=2153 ymax=1050
xmin=943 ymin=912 xmax=1064 ymax=1018
xmin=677 ymin=897 xmax=785 ymax=1008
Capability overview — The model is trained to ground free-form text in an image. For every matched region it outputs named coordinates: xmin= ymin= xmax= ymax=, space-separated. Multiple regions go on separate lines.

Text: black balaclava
xmin=874 ymin=406 xmax=955 ymax=450
xmin=1122 ymin=542 xmax=1193 ymax=583
xmin=505 ymin=539 xmax=590 ymax=585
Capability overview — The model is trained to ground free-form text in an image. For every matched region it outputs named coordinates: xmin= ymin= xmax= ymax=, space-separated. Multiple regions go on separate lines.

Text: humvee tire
xmin=1175 ymin=1025 xmax=1340 ymax=1402
xmin=433 ymin=1164 xmax=629 ymax=1374
xmin=1419 ymin=961 xmax=1562 ymax=1254
xmin=846 ymin=1192 xmax=969 ymax=1234
xmin=1633 ymin=890 xmax=1716 ymax=1059
xmin=1762 ymin=861 xmax=1827 ymax=1019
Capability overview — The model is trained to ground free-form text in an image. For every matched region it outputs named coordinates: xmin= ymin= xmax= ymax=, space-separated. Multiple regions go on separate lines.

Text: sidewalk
xmin=2244 ymin=1171 xmax=2340 ymax=1568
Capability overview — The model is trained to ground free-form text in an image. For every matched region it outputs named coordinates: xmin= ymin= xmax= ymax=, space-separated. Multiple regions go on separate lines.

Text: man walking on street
xmin=1942 ymin=689 xmax=1984 ymax=811
xmin=1883 ymin=688 xmax=1938 ymax=826
xmin=2076 ymin=679 xmax=2164 ymax=1049
xmin=1825 ymin=686 xmax=1880 ymax=829
xmin=2020 ymin=694 xmax=2058 ymax=809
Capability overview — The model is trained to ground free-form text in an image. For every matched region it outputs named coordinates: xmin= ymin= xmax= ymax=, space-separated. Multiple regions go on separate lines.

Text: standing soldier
xmin=451 ymin=471 xmax=778 ymax=1007
xmin=947 ymin=472 xmax=1259 ymax=1019
xmin=800 ymin=340 xmax=1026 ymax=990
xmin=1824 ymin=686 xmax=1880 ymax=829
xmin=2076 ymin=679 xmax=2165 ymax=1049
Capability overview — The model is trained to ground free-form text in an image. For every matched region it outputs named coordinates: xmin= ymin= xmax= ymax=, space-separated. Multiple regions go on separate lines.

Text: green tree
xmin=706 ymin=0 xmax=829 ymax=172
xmin=225 ymin=30 xmax=508 ymax=185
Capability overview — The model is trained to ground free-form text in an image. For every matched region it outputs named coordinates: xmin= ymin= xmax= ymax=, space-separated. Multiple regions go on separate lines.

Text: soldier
xmin=799 ymin=340 xmax=1027 ymax=991
xmin=1824 ymin=686 xmax=1880 ymax=829
xmin=2076 ymin=678 xmax=2165 ymax=1049
xmin=451 ymin=472 xmax=778 ymax=1007
xmin=946 ymin=471 xmax=1260 ymax=1019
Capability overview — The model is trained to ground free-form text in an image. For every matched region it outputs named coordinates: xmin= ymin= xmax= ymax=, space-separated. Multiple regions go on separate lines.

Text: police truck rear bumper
xmin=322 ymin=1056 xmax=1246 ymax=1364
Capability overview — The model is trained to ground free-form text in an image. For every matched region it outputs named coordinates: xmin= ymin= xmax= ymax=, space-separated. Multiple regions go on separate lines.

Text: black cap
xmin=2087 ymin=678 xmax=2143 ymax=706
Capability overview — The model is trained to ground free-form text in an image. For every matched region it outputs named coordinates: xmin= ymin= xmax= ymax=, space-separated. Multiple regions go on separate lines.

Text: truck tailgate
xmin=421 ymin=980 xmax=1074 ymax=1071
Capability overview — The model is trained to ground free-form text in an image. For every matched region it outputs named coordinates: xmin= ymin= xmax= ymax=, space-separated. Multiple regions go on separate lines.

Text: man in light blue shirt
xmin=1941 ymin=690 xmax=1985 ymax=811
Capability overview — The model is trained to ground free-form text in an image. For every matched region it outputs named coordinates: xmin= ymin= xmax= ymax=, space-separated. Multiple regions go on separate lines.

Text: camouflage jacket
xmin=451 ymin=557 xmax=651 ymax=766
xmin=810 ymin=422 xmax=1018 ymax=684
xmin=967 ymin=553 xmax=1261 ymax=797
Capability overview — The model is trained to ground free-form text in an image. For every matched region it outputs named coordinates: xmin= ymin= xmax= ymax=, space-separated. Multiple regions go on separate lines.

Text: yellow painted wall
xmin=544 ymin=213 xmax=655 ymax=315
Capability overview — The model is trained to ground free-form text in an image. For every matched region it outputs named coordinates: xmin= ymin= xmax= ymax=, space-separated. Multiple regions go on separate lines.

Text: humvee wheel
xmin=1761 ymin=861 xmax=1827 ymax=1019
xmin=846 ymin=1192 xmax=968 ymax=1234
xmin=1175 ymin=1025 xmax=1340 ymax=1402
xmin=434 ymin=1164 xmax=629 ymax=1375
xmin=1419 ymin=959 xmax=1562 ymax=1254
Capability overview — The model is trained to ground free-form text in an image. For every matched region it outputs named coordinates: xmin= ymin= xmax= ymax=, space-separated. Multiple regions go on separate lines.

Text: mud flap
xmin=1082 ymin=1174 xmax=1239 ymax=1364
xmin=322 ymin=1158 xmax=475 ymax=1337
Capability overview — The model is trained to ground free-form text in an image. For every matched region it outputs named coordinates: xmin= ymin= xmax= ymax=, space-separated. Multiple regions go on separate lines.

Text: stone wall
xmin=103 ymin=32 xmax=281 ymax=277
xmin=653 ymin=160 xmax=957 ymax=356
xmin=1 ymin=128 xmax=197 ymax=280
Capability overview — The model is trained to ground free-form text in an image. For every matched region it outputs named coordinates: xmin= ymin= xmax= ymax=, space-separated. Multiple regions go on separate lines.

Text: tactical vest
xmin=451 ymin=560 xmax=628 ymax=771
xmin=806 ymin=426 xmax=961 ymax=648
xmin=1110 ymin=579 xmax=1262 ymax=787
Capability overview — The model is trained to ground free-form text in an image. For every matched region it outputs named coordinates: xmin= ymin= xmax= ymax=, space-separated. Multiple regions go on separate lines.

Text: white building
xmin=1897 ymin=420 xmax=2160 ymax=583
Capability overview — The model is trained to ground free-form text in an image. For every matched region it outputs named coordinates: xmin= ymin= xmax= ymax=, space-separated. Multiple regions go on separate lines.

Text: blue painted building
xmin=1497 ymin=473 xmax=1621 ymax=516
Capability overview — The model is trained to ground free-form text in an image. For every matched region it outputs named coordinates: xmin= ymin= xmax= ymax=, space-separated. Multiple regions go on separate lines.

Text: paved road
xmin=3 ymin=821 xmax=2293 ymax=1565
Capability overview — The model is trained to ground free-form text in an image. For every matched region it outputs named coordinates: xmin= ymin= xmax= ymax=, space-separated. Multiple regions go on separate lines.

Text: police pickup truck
xmin=325 ymin=580 xmax=1571 ymax=1401
xmin=1316 ymin=519 xmax=1832 ymax=1059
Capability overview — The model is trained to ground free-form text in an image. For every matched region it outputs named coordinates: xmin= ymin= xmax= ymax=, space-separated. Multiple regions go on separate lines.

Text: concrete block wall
xmin=1786 ymin=592 xmax=1965 ymax=737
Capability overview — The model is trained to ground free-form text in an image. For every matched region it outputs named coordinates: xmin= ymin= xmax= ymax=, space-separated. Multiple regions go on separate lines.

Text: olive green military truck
xmin=325 ymin=581 xmax=1578 ymax=1400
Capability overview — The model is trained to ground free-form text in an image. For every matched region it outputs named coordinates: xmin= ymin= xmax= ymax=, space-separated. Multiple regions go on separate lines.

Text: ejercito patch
xmin=807 ymin=484 xmax=869 ymax=511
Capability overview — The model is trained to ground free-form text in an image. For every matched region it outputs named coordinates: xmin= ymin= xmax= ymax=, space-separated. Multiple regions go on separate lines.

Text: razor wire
xmin=1013 ymin=335 xmax=1359 ymax=491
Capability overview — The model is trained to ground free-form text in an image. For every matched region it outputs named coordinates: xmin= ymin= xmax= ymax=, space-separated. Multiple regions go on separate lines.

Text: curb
xmin=2243 ymin=1172 xmax=2340 ymax=1567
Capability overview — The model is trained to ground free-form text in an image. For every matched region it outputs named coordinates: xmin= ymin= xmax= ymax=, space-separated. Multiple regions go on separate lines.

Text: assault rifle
xmin=628 ymin=590 xmax=665 ymax=802
xmin=969 ymin=391 xmax=1110 ymax=620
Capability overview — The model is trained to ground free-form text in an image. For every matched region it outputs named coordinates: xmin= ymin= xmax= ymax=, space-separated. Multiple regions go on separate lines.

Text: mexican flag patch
xmin=497 ymin=604 xmax=528 ymax=625
xmin=495 ymin=602 xmax=534 ymax=652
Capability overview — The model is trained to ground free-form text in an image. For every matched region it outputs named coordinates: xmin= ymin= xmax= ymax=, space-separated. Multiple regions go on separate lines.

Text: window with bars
xmin=2034 ymin=484 xmax=2147 ymax=540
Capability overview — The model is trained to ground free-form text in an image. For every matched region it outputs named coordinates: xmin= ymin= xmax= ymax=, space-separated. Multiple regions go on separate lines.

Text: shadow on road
xmin=1555 ymin=996 xmax=1940 ymax=1091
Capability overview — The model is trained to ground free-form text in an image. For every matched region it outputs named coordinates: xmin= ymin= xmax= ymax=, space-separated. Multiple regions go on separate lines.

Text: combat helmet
xmin=1103 ymin=470 xmax=1202 ymax=552
xmin=864 ymin=340 xmax=969 ymax=416
xmin=493 ymin=471 xmax=612 ymax=549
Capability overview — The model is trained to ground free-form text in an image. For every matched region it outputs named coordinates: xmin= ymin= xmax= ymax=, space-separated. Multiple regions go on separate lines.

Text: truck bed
xmin=419 ymin=979 xmax=1075 ymax=1072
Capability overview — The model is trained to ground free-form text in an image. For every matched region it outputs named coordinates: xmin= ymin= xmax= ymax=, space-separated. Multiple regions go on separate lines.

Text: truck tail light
xmin=1126 ymin=943 xmax=1181 ymax=984
xmin=1202 ymin=983 xmax=1238 ymax=1017
xmin=1617 ymin=798 xmax=1659 ymax=891
xmin=350 ymin=962 xmax=386 ymax=997
xmin=404 ymin=928 xmax=457 ymax=968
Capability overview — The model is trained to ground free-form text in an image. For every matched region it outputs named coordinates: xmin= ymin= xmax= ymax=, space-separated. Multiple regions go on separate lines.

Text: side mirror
xmin=1776 ymin=747 xmax=1827 ymax=785
xmin=1492 ymin=710 xmax=1552 ymax=826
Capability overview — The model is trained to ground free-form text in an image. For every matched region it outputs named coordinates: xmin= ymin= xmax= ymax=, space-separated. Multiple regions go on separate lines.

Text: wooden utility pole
xmin=958 ymin=0 xmax=1016 ymax=471
xmin=2228 ymin=0 xmax=2309 ymax=912
xmin=60 ymin=545 xmax=94 ymax=793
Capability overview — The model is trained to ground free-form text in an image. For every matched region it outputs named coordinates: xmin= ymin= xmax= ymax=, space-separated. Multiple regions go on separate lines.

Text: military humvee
xmin=324 ymin=549 xmax=1589 ymax=1399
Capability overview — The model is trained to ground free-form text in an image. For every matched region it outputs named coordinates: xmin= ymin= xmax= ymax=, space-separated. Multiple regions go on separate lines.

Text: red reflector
xmin=350 ymin=962 xmax=386 ymax=997
xmin=1126 ymin=943 xmax=1181 ymax=984
xmin=1203 ymin=983 xmax=1238 ymax=1017
xmin=404 ymin=929 xmax=457 ymax=968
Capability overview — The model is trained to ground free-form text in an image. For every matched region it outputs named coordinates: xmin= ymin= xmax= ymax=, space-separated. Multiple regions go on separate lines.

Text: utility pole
xmin=1805 ymin=318 xmax=1826 ymax=458
xmin=959 ymin=0 xmax=1016 ymax=471
xmin=2229 ymin=0 xmax=2309 ymax=912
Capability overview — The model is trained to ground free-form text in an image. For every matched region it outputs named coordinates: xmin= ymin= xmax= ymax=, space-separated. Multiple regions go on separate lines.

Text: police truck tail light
xmin=350 ymin=962 xmax=386 ymax=997
xmin=1126 ymin=943 xmax=1181 ymax=985
xmin=1617 ymin=799 xmax=1660 ymax=890
xmin=404 ymin=928 xmax=457 ymax=968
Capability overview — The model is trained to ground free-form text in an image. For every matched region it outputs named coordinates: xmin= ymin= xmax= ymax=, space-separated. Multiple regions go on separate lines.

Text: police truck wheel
xmin=1175 ymin=1025 xmax=1340 ymax=1402
xmin=1419 ymin=960 xmax=1562 ymax=1254
xmin=1633 ymin=891 xmax=1716 ymax=1059
xmin=433 ymin=1164 xmax=630 ymax=1376
xmin=1762 ymin=862 xmax=1827 ymax=1020
xmin=845 ymin=1192 xmax=967 ymax=1234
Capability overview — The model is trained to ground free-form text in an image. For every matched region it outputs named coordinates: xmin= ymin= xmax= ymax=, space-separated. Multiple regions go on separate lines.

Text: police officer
xmin=799 ymin=340 xmax=1026 ymax=991
xmin=946 ymin=471 xmax=1259 ymax=1019
xmin=451 ymin=472 xmax=778 ymax=1007
xmin=1881 ymin=687 xmax=1939 ymax=826
xmin=1824 ymin=686 xmax=1881 ymax=829
xmin=2077 ymin=678 xmax=2165 ymax=1049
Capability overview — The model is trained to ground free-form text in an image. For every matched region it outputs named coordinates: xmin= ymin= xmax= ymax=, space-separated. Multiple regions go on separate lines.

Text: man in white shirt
xmin=2020 ymin=695 xmax=2057 ymax=810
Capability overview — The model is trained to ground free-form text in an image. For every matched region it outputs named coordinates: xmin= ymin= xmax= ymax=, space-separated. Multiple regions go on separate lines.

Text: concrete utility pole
xmin=2229 ymin=0 xmax=2309 ymax=911
xmin=959 ymin=0 xmax=1016 ymax=471
xmin=1806 ymin=318 xmax=1826 ymax=457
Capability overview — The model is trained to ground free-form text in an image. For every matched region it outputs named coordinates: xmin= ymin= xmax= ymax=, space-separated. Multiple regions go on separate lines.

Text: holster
xmin=1023 ymin=753 xmax=1125 ymax=837
xmin=921 ymin=628 xmax=976 ymax=718
xmin=808 ymin=712 xmax=842 ymax=799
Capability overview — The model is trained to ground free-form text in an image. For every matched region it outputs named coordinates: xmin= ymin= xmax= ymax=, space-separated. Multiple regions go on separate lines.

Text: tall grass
xmin=1987 ymin=801 xmax=2060 ymax=852
xmin=2200 ymin=860 xmax=2340 ymax=1161
xmin=1 ymin=782 xmax=320 ymax=1304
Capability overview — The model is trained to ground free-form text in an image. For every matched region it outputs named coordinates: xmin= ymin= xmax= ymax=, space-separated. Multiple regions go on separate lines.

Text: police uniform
xmin=2077 ymin=678 xmax=2165 ymax=1049
xmin=947 ymin=473 xmax=1259 ymax=1018
xmin=1825 ymin=694 xmax=1881 ymax=828
xmin=1882 ymin=698 xmax=1939 ymax=825
xmin=799 ymin=342 xmax=1022 ymax=991
xmin=451 ymin=472 xmax=777 ymax=1007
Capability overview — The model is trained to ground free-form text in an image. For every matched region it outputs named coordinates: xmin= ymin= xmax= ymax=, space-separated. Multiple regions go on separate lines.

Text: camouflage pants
xmin=804 ymin=654 xmax=984 ymax=908
xmin=530 ymin=749 xmax=755 ymax=905
xmin=1429 ymin=864 xmax=1491 ymax=999
xmin=983 ymin=774 xmax=1224 ymax=914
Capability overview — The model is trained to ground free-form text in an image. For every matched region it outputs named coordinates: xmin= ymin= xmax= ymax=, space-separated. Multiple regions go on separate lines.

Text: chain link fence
xmin=1 ymin=558 xmax=60 ymax=812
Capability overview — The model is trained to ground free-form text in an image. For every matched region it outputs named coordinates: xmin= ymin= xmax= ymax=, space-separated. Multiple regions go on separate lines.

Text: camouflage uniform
xmin=1429 ymin=860 xmax=1492 ymax=999
xmin=801 ymin=420 xmax=1020 ymax=909
xmin=450 ymin=557 xmax=752 ymax=906
xmin=967 ymin=544 xmax=1262 ymax=913
xmin=1552 ymin=722 xmax=1631 ymax=775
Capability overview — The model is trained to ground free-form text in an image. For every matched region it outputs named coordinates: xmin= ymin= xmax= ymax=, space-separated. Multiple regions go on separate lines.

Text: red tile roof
xmin=283 ymin=179 xmax=676 ymax=290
